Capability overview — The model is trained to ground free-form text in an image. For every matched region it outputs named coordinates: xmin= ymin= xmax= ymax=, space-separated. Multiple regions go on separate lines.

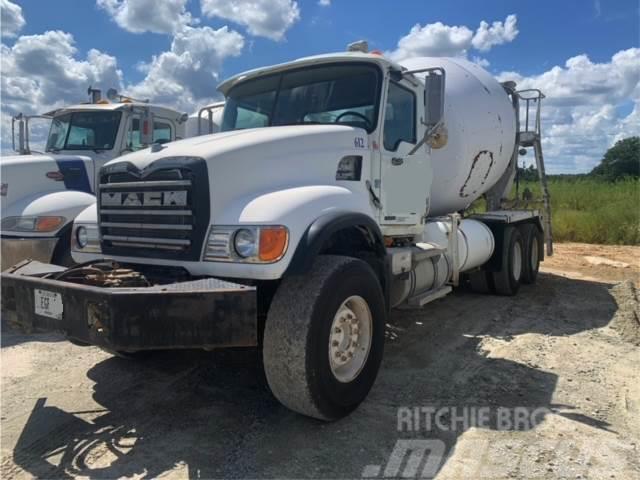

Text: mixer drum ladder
xmin=517 ymin=89 xmax=553 ymax=256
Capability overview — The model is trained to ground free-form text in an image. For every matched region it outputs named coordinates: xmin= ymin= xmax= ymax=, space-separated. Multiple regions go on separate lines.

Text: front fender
xmin=211 ymin=185 xmax=376 ymax=279
xmin=1 ymin=191 xmax=96 ymax=237
xmin=215 ymin=185 xmax=372 ymax=225
xmin=286 ymin=210 xmax=386 ymax=275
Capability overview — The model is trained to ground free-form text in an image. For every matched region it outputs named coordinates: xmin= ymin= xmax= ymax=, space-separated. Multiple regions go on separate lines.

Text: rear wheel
xmin=468 ymin=269 xmax=493 ymax=294
xmin=263 ymin=255 xmax=386 ymax=420
xmin=520 ymin=223 xmax=543 ymax=284
xmin=492 ymin=226 xmax=524 ymax=296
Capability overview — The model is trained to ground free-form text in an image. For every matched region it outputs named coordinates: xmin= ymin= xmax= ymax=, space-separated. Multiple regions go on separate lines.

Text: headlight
xmin=72 ymin=223 xmax=101 ymax=253
xmin=76 ymin=226 xmax=89 ymax=248
xmin=234 ymin=228 xmax=257 ymax=258
xmin=1 ymin=216 xmax=65 ymax=232
xmin=204 ymin=225 xmax=288 ymax=263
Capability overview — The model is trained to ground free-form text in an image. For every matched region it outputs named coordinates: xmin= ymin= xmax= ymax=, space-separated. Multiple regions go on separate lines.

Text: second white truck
xmin=1 ymin=91 xmax=225 ymax=268
xmin=2 ymin=45 xmax=553 ymax=421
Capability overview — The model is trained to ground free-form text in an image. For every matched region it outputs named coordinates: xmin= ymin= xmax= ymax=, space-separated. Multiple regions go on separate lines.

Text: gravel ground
xmin=1 ymin=242 xmax=639 ymax=479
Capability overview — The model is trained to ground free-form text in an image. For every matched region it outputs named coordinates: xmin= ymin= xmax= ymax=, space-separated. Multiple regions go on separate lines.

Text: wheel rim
xmin=530 ymin=238 xmax=539 ymax=272
xmin=512 ymin=241 xmax=523 ymax=281
xmin=328 ymin=295 xmax=373 ymax=383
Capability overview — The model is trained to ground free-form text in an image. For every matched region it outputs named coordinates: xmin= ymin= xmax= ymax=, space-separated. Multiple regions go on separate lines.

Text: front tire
xmin=263 ymin=255 xmax=386 ymax=420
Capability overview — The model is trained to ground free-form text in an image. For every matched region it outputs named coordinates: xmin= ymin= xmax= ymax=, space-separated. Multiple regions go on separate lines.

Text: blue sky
xmin=1 ymin=0 xmax=639 ymax=172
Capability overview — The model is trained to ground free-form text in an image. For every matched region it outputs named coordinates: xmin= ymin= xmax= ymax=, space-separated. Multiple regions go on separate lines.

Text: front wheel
xmin=263 ymin=255 xmax=386 ymax=420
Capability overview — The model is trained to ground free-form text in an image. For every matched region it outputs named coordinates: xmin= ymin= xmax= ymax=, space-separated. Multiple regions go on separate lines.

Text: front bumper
xmin=1 ymin=261 xmax=258 ymax=351
xmin=1 ymin=236 xmax=58 ymax=270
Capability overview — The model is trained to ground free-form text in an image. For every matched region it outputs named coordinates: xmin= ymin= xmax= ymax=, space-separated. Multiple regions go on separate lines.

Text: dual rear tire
xmin=468 ymin=223 xmax=543 ymax=296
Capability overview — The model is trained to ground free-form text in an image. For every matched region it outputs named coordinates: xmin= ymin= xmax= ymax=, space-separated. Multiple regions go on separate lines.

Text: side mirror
xmin=404 ymin=67 xmax=446 ymax=155
xmin=140 ymin=108 xmax=154 ymax=145
xmin=424 ymin=68 xmax=445 ymax=128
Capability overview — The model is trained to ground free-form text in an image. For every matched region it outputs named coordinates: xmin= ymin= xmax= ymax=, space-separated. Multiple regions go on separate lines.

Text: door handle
xmin=391 ymin=157 xmax=404 ymax=166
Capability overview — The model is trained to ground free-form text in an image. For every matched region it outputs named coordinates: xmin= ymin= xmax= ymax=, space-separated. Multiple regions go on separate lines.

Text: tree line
xmin=517 ymin=136 xmax=639 ymax=182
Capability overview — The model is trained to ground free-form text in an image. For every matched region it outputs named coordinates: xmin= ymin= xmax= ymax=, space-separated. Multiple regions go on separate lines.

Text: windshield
xmin=221 ymin=63 xmax=382 ymax=133
xmin=46 ymin=111 xmax=122 ymax=152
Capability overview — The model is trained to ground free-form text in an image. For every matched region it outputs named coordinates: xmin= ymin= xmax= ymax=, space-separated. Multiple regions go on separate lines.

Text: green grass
xmin=517 ymin=177 xmax=640 ymax=245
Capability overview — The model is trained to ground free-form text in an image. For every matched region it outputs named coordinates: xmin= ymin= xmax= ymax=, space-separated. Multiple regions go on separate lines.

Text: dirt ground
xmin=1 ymin=242 xmax=639 ymax=479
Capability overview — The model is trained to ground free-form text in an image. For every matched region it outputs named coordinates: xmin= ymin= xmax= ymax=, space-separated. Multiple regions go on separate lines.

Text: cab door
xmin=379 ymin=80 xmax=430 ymax=227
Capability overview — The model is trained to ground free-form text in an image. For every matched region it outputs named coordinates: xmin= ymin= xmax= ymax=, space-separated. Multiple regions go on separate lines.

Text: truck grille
xmin=98 ymin=158 xmax=210 ymax=261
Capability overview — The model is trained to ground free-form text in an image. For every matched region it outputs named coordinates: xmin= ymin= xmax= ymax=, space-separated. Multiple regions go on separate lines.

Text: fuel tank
xmin=400 ymin=57 xmax=517 ymax=216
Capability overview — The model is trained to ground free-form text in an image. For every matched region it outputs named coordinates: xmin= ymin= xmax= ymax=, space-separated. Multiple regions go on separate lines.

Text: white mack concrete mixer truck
xmin=1 ymin=44 xmax=553 ymax=421
xmin=0 ymin=90 xmax=225 ymax=268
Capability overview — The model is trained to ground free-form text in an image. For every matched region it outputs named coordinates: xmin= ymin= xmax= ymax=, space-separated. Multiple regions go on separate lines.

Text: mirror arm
xmin=400 ymin=71 xmax=420 ymax=87
xmin=408 ymin=120 xmax=443 ymax=156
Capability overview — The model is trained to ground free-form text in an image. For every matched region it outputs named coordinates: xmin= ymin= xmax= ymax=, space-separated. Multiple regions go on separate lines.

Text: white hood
xmin=103 ymin=124 xmax=371 ymax=223
xmin=0 ymin=153 xmax=95 ymax=206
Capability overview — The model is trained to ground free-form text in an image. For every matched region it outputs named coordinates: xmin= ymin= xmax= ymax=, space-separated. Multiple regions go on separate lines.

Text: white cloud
xmin=497 ymin=48 xmax=640 ymax=173
xmin=0 ymin=22 xmax=244 ymax=152
xmin=318 ymin=0 xmax=330 ymax=6
xmin=200 ymin=0 xmax=300 ymax=41
xmin=389 ymin=22 xmax=473 ymax=60
xmin=471 ymin=14 xmax=518 ymax=52
xmin=1 ymin=30 xmax=123 ymax=115
xmin=1 ymin=30 xmax=123 ymax=150
xmin=96 ymin=0 xmax=191 ymax=34
xmin=1 ymin=0 xmax=25 ymax=38
xmin=127 ymin=25 xmax=244 ymax=112
xmin=388 ymin=14 xmax=518 ymax=62
xmin=472 ymin=56 xmax=490 ymax=68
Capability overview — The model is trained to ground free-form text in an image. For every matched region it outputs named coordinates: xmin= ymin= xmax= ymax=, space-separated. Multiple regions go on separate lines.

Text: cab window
xmin=153 ymin=122 xmax=172 ymax=144
xmin=128 ymin=118 xmax=173 ymax=150
xmin=383 ymin=82 xmax=416 ymax=151
xmin=45 ymin=111 xmax=121 ymax=152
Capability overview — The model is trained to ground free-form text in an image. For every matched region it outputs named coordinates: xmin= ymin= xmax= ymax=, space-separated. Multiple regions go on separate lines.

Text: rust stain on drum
xmin=459 ymin=150 xmax=494 ymax=198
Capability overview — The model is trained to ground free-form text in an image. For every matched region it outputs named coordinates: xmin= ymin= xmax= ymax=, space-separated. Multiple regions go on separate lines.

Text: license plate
xmin=34 ymin=289 xmax=63 ymax=320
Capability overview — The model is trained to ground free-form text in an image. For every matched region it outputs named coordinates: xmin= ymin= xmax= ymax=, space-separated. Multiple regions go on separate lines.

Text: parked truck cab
xmin=1 ymin=90 xmax=189 ymax=268
xmin=2 ymin=45 xmax=552 ymax=421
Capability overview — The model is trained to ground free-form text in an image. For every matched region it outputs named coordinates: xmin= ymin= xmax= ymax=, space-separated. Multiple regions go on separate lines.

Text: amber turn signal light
xmin=35 ymin=216 xmax=65 ymax=232
xmin=259 ymin=226 xmax=289 ymax=262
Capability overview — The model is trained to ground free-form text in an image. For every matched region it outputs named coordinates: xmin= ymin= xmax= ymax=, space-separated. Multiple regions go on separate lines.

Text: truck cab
xmin=2 ymin=46 xmax=551 ymax=421
xmin=1 ymin=90 xmax=188 ymax=267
